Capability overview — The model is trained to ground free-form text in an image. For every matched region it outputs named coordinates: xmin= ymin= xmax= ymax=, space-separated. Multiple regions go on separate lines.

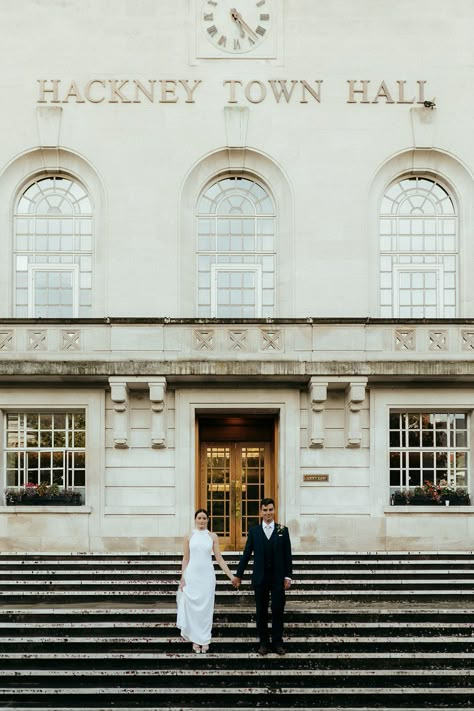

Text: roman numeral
xmin=256 ymin=25 xmax=266 ymax=36
xmin=203 ymin=13 xmax=213 ymax=21
xmin=218 ymin=35 xmax=227 ymax=47
xmin=260 ymin=13 xmax=270 ymax=21
xmin=233 ymin=39 xmax=241 ymax=50
xmin=207 ymin=25 xmax=218 ymax=36
xmin=208 ymin=1 xmax=217 ymax=5
xmin=256 ymin=0 xmax=265 ymax=6
xmin=248 ymin=36 xmax=255 ymax=45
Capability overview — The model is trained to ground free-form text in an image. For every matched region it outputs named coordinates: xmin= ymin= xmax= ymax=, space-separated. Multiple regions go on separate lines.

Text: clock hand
xmin=230 ymin=8 xmax=258 ymax=40
xmin=230 ymin=9 xmax=246 ymax=38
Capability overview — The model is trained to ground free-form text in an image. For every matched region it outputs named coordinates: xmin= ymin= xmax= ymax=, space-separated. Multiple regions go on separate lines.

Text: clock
xmin=201 ymin=0 xmax=272 ymax=54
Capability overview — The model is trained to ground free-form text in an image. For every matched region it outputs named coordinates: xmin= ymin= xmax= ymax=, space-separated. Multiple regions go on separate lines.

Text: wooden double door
xmin=198 ymin=416 xmax=276 ymax=550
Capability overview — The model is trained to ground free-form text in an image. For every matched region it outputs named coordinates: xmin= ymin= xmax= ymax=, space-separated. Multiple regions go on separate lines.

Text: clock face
xmin=201 ymin=0 xmax=272 ymax=54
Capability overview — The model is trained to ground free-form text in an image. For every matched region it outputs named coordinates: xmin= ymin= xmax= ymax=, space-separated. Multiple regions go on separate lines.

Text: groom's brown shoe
xmin=258 ymin=642 xmax=270 ymax=655
xmin=273 ymin=644 xmax=286 ymax=655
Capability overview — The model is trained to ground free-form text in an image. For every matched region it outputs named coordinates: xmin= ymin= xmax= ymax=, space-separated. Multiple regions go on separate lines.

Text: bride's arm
xmin=179 ymin=535 xmax=190 ymax=589
xmin=211 ymin=533 xmax=235 ymax=582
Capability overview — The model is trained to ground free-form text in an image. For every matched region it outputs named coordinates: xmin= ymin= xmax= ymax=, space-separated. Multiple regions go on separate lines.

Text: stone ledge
xmin=104 ymin=507 xmax=174 ymax=515
xmin=384 ymin=506 xmax=473 ymax=514
xmin=0 ymin=506 xmax=92 ymax=514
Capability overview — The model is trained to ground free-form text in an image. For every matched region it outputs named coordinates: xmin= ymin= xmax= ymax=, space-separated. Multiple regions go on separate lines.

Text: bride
xmin=177 ymin=508 xmax=237 ymax=653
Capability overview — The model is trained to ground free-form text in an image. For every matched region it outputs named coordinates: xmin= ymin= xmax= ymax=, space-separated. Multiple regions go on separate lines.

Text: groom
xmin=234 ymin=497 xmax=293 ymax=655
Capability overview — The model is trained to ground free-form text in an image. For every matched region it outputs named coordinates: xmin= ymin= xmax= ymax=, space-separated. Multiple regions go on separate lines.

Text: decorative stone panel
xmin=429 ymin=330 xmax=448 ymax=351
xmin=461 ymin=330 xmax=474 ymax=351
xmin=260 ymin=328 xmax=282 ymax=351
xmin=228 ymin=329 xmax=248 ymax=351
xmin=394 ymin=329 xmax=416 ymax=351
xmin=194 ymin=329 xmax=215 ymax=351
xmin=27 ymin=330 xmax=47 ymax=351
xmin=60 ymin=330 xmax=81 ymax=351
xmin=0 ymin=330 xmax=14 ymax=351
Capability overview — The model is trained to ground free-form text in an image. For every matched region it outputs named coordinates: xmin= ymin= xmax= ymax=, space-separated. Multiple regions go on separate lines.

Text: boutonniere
xmin=275 ymin=524 xmax=286 ymax=537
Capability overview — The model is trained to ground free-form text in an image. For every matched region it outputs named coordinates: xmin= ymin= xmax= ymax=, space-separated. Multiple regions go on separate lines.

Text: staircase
xmin=0 ymin=552 xmax=472 ymax=709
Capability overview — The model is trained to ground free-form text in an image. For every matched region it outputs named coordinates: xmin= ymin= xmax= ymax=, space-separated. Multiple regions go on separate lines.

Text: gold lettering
xmin=417 ymin=80 xmax=427 ymax=104
xmin=132 ymin=80 xmax=156 ymax=103
xmin=160 ymin=80 xmax=178 ymax=103
xmin=268 ymin=80 xmax=298 ymax=103
xmin=347 ymin=79 xmax=370 ymax=104
xmin=223 ymin=79 xmax=243 ymax=103
xmin=37 ymin=79 xmax=61 ymax=103
xmin=109 ymin=80 xmax=131 ymax=103
xmin=396 ymin=80 xmax=415 ymax=104
xmin=245 ymin=80 xmax=266 ymax=104
xmin=300 ymin=80 xmax=322 ymax=103
xmin=62 ymin=81 xmax=85 ymax=103
xmin=84 ymin=80 xmax=106 ymax=104
xmin=372 ymin=80 xmax=395 ymax=104
xmin=178 ymin=79 xmax=202 ymax=103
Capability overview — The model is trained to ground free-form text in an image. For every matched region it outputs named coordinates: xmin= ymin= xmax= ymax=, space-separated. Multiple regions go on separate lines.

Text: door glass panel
xmin=204 ymin=446 xmax=231 ymax=537
xmin=241 ymin=446 xmax=266 ymax=536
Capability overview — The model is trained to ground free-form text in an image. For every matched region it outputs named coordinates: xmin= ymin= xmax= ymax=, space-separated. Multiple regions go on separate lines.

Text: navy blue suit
xmin=236 ymin=522 xmax=293 ymax=645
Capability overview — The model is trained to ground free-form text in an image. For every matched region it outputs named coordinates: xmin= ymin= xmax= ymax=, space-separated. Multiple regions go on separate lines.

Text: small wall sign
xmin=303 ymin=474 xmax=329 ymax=482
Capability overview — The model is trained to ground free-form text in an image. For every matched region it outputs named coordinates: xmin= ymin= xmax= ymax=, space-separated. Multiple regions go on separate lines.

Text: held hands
xmin=231 ymin=575 xmax=241 ymax=589
xmin=284 ymin=578 xmax=292 ymax=591
xmin=179 ymin=578 xmax=186 ymax=591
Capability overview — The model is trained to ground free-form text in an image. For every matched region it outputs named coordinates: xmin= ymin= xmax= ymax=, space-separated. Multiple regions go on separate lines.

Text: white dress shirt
xmin=262 ymin=521 xmax=274 ymax=539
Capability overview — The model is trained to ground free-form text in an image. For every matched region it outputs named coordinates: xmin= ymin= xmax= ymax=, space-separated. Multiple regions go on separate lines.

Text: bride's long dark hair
xmin=194 ymin=508 xmax=209 ymax=519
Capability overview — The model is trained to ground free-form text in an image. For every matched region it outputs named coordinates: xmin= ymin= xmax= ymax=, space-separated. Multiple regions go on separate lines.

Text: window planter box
xmin=391 ymin=489 xmax=471 ymax=507
xmin=4 ymin=491 xmax=82 ymax=506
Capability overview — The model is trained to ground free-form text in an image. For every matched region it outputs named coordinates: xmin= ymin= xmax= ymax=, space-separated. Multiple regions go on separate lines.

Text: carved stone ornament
xmin=395 ymin=329 xmax=416 ymax=351
xmin=308 ymin=379 xmax=328 ymax=448
xmin=27 ymin=330 xmax=47 ymax=351
xmin=109 ymin=380 xmax=129 ymax=448
xmin=345 ymin=382 xmax=367 ymax=448
xmin=0 ymin=331 xmax=14 ymax=351
xmin=149 ymin=379 xmax=167 ymax=448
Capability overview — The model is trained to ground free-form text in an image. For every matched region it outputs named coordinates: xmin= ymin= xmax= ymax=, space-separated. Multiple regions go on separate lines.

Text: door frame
xmin=174 ymin=388 xmax=300 ymax=542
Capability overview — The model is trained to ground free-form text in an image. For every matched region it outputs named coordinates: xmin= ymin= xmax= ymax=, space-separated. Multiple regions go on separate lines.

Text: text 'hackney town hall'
xmin=0 ymin=0 xmax=473 ymax=552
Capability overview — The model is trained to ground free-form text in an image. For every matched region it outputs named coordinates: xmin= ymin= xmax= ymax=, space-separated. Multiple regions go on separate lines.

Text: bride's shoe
xmin=201 ymin=644 xmax=209 ymax=653
xmin=192 ymin=643 xmax=201 ymax=653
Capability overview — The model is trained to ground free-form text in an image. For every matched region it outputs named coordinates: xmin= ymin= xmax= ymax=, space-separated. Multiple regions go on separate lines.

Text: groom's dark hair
xmin=261 ymin=497 xmax=275 ymax=508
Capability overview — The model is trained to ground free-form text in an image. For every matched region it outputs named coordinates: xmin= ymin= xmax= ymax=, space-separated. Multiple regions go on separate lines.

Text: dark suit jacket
xmin=236 ymin=522 xmax=293 ymax=586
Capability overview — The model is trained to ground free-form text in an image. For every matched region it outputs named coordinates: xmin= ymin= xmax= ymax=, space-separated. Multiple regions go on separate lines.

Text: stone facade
xmin=0 ymin=0 xmax=473 ymax=551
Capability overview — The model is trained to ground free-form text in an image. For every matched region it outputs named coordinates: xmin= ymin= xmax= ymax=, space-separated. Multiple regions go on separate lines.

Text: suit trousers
xmin=253 ymin=572 xmax=285 ymax=644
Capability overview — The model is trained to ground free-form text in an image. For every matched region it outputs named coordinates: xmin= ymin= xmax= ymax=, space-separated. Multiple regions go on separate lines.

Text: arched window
xmin=379 ymin=176 xmax=457 ymax=318
xmin=196 ymin=176 xmax=276 ymax=318
xmin=14 ymin=176 xmax=93 ymax=318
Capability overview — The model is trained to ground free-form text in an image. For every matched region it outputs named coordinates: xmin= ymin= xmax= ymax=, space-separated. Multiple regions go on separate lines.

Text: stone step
xmin=2 ymin=620 xmax=472 ymax=632
xmin=0 ymin=565 xmax=474 ymax=584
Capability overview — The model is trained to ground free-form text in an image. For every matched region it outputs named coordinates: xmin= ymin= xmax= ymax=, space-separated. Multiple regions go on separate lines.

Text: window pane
xmin=198 ymin=177 xmax=275 ymax=317
xmin=380 ymin=177 xmax=457 ymax=317
xmin=15 ymin=177 xmax=92 ymax=317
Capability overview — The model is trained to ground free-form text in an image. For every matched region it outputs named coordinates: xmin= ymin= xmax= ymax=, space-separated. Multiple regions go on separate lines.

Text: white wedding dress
xmin=177 ymin=528 xmax=216 ymax=646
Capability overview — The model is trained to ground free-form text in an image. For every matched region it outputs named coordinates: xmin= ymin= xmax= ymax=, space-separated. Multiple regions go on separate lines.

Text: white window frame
xmin=27 ymin=264 xmax=79 ymax=318
xmin=210 ymin=263 xmax=263 ymax=318
xmin=393 ymin=265 xmax=444 ymax=318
